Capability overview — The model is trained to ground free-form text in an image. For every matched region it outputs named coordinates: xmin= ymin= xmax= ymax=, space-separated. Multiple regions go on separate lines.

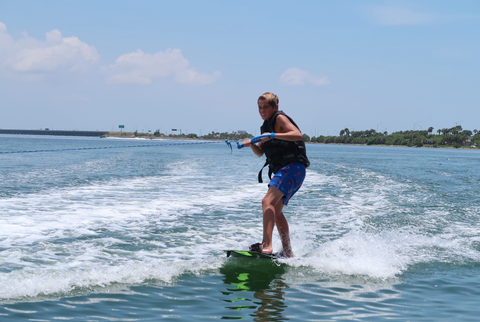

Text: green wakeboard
xmin=225 ymin=250 xmax=279 ymax=260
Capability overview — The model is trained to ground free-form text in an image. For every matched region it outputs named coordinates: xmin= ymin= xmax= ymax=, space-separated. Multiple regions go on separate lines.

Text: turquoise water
xmin=1 ymin=135 xmax=479 ymax=321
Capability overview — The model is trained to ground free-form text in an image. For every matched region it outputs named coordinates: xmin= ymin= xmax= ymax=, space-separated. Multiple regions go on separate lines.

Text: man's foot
xmin=278 ymin=249 xmax=294 ymax=258
xmin=249 ymin=243 xmax=273 ymax=254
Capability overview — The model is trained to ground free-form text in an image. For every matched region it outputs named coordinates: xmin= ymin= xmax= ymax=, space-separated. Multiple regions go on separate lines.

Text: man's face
xmin=258 ymin=100 xmax=278 ymax=121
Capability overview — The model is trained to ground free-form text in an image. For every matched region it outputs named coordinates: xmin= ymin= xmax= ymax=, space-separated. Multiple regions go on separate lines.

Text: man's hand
xmin=260 ymin=132 xmax=273 ymax=143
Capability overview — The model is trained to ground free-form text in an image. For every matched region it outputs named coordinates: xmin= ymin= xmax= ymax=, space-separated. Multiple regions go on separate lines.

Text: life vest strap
xmin=258 ymin=160 xmax=269 ymax=183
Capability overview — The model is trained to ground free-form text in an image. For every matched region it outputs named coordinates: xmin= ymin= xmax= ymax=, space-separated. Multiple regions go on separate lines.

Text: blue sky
xmin=0 ymin=1 xmax=478 ymax=136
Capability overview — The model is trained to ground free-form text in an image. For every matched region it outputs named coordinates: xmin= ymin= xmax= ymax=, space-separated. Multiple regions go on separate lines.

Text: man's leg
xmin=261 ymin=185 xmax=284 ymax=254
xmin=274 ymin=202 xmax=294 ymax=258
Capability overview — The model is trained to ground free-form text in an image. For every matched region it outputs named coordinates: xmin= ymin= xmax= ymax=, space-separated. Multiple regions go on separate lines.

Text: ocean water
xmin=1 ymin=134 xmax=479 ymax=321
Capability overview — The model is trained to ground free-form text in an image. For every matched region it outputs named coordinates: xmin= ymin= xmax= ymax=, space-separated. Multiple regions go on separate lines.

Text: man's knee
xmin=262 ymin=196 xmax=273 ymax=209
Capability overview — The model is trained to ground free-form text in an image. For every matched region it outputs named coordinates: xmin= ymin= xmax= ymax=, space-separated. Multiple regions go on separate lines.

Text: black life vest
xmin=258 ymin=111 xmax=310 ymax=183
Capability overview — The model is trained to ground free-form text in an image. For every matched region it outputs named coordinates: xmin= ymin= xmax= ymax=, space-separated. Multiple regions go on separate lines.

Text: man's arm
xmin=273 ymin=115 xmax=303 ymax=141
xmin=242 ymin=114 xmax=302 ymax=156
xmin=242 ymin=139 xmax=265 ymax=157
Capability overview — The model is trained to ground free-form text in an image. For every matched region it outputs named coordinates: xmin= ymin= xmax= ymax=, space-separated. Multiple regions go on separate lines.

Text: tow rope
xmin=0 ymin=140 xmax=222 ymax=154
xmin=1 ymin=133 xmax=275 ymax=154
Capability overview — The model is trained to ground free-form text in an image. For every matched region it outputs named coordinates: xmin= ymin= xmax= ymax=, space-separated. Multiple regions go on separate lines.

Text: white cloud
xmin=371 ymin=5 xmax=435 ymax=25
xmin=279 ymin=68 xmax=330 ymax=86
xmin=0 ymin=22 xmax=220 ymax=86
xmin=0 ymin=22 xmax=99 ymax=73
xmin=0 ymin=22 xmax=13 ymax=48
xmin=107 ymin=48 xmax=221 ymax=85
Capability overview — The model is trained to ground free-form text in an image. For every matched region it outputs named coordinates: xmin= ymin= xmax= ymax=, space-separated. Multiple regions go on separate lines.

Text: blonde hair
xmin=258 ymin=92 xmax=279 ymax=108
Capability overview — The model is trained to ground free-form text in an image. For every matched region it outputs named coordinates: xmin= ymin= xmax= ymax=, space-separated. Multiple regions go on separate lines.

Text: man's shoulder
xmin=274 ymin=112 xmax=301 ymax=133
xmin=276 ymin=113 xmax=289 ymax=121
xmin=275 ymin=113 xmax=294 ymax=126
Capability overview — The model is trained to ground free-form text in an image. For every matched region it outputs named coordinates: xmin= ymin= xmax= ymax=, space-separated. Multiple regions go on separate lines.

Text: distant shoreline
xmin=104 ymin=133 xmax=477 ymax=150
xmin=0 ymin=129 xmax=108 ymax=137
xmin=306 ymin=142 xmax=477 ymax=150
xmin=1 ymin=129 xmax=477 ymax=150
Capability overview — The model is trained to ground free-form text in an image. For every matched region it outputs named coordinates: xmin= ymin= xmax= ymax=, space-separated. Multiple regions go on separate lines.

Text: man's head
xmin=258 ymin=92 xmax=279 ymax=121
xmin=258 ymin=92 xmax=279 ymax=109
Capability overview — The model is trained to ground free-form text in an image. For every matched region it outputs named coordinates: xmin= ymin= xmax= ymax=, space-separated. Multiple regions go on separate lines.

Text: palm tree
xmin=339 ymin=128 xmax=350 ymax=137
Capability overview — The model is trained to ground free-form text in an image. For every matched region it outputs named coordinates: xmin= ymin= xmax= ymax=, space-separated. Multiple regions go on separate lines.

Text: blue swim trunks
xmin=269 ymin=163 xmax=306 ymax=206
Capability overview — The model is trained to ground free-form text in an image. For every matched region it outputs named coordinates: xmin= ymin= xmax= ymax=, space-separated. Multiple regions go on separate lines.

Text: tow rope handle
xmin=236 ymin=133 xmax=275 ymax=149
xmin=225 ymin=133 xmax=275 ymax=152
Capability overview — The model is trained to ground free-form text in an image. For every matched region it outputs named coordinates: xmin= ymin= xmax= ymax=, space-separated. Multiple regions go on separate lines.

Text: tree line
xmin=151 ymin=130 xmax=254 ymax=141
xmin=145 ymin=126 xmax=480 ymax=148
xmin=304 ymin=125 xmax=480 ymax=148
